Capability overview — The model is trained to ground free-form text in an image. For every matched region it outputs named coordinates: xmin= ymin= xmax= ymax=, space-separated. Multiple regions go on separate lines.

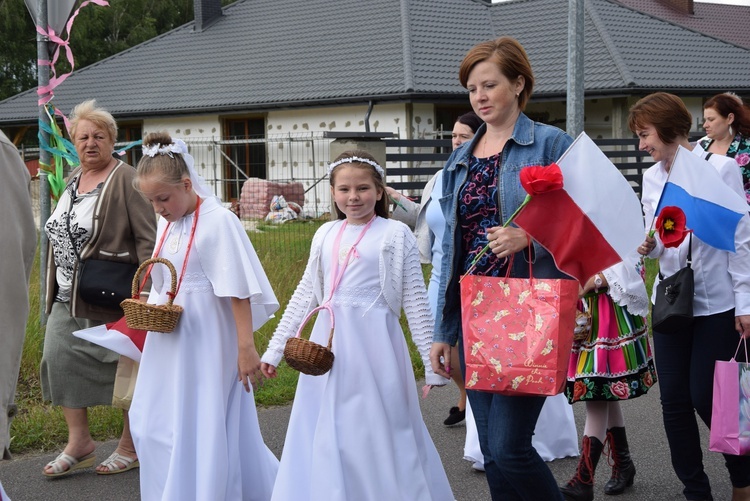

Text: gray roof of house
xmin=614 ymin=0 xmax=750 ymax=50
xmin=1 ymin=0 xmax=749 ymax=125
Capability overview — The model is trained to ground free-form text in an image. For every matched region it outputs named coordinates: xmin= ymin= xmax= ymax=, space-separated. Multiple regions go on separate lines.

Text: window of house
xmin=117 ymin=124 xmax=143 ymax=167
xmin=223 ymin=117 xmax=266 ymax=201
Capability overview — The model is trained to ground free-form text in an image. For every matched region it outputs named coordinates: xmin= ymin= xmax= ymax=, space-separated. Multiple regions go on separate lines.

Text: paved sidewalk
xmin=0 ymin=382 xmax=733 ymax=500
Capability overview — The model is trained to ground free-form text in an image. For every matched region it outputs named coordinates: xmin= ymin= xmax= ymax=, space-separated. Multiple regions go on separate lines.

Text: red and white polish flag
xmin=514 ymin=132 xmax=645 ymax=284
xmin=73 ymin=316 xmax=146 ymax=363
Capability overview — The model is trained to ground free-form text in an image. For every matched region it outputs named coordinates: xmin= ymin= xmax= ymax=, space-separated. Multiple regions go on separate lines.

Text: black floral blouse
xmin=699 ymin=133 xmax=750 ymax=204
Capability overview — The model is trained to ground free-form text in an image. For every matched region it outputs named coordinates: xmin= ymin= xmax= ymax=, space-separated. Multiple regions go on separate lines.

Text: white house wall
xmin=135 ymin=97 xmax=709 ymax=217
xmin=265 ymin=103 xmax=437 ymax=216
xmin=141 ymin=114 xmax=225 ymax=198
xmin=528 ymin=96 xmax=706 ymax=140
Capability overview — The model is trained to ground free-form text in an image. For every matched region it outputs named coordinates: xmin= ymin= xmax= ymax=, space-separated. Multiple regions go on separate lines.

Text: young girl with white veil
xmin=129 ymin=131 xmax=280 ymax=501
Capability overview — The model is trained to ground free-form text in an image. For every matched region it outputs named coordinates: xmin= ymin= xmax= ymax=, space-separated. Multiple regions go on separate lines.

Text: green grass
xmin=10 ymin=221 xmax=659 ymax=455
xmin=11 ymin=220 xmax=324 ymax=455
xmin=12 ymin=249 xmax=133 ymax=453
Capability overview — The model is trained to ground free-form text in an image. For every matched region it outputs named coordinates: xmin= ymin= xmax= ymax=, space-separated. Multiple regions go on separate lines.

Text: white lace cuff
xmin=601 ymin=256 xmax=649 ymax=317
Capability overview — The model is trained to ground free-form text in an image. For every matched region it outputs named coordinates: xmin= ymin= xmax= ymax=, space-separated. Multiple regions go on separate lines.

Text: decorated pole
xmin=34 ymin=0 xmax=51 ymax=324
xmin=25 ymin=0 xmax=79 ymax=324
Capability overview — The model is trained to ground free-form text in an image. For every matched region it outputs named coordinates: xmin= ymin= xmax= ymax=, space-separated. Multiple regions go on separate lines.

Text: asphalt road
xmin=0 ymin=382 xmax=733 ymax=500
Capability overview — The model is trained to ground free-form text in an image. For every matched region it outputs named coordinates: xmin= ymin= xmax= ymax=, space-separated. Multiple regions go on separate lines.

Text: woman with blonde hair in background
xmin=40 ymin=99 xmax=156 ymax=477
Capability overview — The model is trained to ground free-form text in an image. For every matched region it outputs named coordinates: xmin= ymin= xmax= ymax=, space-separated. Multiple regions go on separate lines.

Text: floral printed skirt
xmin=565 ymin=291 xmax=657 ymax=403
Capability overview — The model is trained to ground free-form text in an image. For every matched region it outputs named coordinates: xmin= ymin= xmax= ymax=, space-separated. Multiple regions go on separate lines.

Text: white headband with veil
xmin=142 ymin=138 xmax=217 ymax=200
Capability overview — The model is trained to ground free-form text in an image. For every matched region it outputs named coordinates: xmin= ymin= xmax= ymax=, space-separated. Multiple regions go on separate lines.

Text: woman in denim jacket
xmin=430 ymin=37 xmax=573 ymax=500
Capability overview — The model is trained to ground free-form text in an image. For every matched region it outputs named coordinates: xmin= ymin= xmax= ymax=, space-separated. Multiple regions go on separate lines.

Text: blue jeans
xmin=653 ymin=309 xmax=750 ymax=501
xmin=460 ymin=340 xmax=563 ymax=501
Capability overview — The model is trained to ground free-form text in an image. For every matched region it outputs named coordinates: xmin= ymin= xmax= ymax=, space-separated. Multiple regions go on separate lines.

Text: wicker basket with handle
xmin=121 ymin=257 xmax=183 ymax=333
xmin=282 ymin=216 xmax=376 ymax=376
xmin=283 ymin=304 xmax=334 ymax=376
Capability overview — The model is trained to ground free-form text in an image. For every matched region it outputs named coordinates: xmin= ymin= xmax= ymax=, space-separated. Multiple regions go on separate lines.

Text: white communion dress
xmin=262 ymin=217 xmax=454 ymax=501
xmin=129 ymin=197 xmax=280 ymax=501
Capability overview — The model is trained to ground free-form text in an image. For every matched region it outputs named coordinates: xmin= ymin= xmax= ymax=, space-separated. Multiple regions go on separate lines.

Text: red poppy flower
xmin=655 ymin=206 xmax=690 ymax=248
xmin=520 ymin=163 xmax=564 ymax=196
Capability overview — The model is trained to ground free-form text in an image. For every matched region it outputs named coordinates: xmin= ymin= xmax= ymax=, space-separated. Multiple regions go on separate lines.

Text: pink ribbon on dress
xmin=292 ymin=215 xmax=377 ymax=340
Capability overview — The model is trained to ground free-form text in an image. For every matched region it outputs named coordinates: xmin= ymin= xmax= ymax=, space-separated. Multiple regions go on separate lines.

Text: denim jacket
xmin=434 ymin=113 xmax=573 ymax=346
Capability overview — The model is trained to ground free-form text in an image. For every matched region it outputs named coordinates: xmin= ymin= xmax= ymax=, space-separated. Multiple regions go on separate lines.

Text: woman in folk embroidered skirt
xmin=561 ymin=256 xmax=657 ymax=501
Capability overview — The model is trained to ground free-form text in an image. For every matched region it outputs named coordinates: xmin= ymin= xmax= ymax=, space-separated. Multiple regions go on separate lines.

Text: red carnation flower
xmin=520 ymin=163 xmax=564 ymax=196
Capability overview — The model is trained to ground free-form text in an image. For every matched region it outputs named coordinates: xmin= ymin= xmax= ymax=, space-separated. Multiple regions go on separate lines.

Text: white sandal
xmin=43 ymin=452 xmax=96 ymax=477
xmin=95 ymin=451 xmax=140 ymax=475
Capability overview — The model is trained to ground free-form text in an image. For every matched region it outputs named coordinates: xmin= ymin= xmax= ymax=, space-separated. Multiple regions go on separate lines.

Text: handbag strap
xmin=63 ymin=163 xmax=124 ymax=263
xmin=658 ymin=232 xmax=692 ymax=281
xmin=64 ymin=187 xmax=82 ymax=263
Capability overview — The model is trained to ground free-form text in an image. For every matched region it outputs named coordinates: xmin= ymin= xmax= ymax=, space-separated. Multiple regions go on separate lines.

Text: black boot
xmin=560 ymin=435 xmax=605 ymax=501
xmin=604 ymin=427 xmax=636 ymax=495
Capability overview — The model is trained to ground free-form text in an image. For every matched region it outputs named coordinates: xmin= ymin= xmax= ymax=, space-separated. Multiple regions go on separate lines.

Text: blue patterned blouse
xmin=459 ymin=154 xmax=509 ymax=276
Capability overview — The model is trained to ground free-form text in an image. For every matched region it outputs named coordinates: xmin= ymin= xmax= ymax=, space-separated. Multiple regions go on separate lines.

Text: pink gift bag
xmin=460 ymin=268 xmax=577 ymax=397
xmin=709 ymin=339 xmax=750 ymax=456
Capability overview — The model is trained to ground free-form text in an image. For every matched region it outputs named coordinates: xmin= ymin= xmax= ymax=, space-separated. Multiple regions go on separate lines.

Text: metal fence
xmin=21 ymin=134 xmax=694 ymax=256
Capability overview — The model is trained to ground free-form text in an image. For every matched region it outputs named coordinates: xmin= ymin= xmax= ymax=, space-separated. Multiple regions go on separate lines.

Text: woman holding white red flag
xmin=429 ymin=36 xmax=574 ymax=501
xmin=632 ymin=92 xmax=750 ymax=501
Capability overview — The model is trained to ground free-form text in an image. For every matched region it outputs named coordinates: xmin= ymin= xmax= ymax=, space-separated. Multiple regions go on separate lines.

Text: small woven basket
xmin=283 ymin=305 xmax=335 ymax=376
xmin=284 ymin=335 xmax=334 ymax=376
xmin=121 ymin=257 xmax=183 ymax=333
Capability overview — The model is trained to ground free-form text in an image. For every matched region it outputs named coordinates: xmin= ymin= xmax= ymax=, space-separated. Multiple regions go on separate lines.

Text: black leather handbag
xmin=65 ymin=190 xmax=137 ymax=310
xmin=652 ymin=234 xmax=694 ymax=334
xmin=76 ymin=258 xmax=138 ymax=309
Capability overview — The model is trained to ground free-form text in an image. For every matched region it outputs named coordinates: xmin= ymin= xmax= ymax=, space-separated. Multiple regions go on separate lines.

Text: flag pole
xmin=647 ymin=147 xmax=681 ymax=237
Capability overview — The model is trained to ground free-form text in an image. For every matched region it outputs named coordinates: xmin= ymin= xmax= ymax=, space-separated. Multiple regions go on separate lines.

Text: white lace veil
xmin=142 ymin=138 xmax=217 ymax=200
xmin=173 ymin=139 xmax=216 ymax=200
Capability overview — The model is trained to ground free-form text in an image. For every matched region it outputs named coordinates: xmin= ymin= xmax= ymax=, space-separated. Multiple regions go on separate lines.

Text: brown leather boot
xmin=560 ymin=435 xmax=605 ymax=501
xmin=604 ymin=426 xmax=636 ymax=495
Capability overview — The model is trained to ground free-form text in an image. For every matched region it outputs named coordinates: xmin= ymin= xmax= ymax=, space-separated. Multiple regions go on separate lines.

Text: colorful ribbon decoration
xmin=37 ymin=103 xmax=144 ymax=200
xmin=116 ymin=140 xmax=143 ymax=157
xmin=35 ymin=0 xmax=110 ymax=105
xmin=34 ymin=1 xmax=110 ymax=199
xmin=38 ymin=104 xmax=78 ymax=199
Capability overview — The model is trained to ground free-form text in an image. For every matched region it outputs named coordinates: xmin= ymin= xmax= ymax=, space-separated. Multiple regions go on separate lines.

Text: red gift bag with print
xmin=460 ymin=267 xmax=578 ymax=396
